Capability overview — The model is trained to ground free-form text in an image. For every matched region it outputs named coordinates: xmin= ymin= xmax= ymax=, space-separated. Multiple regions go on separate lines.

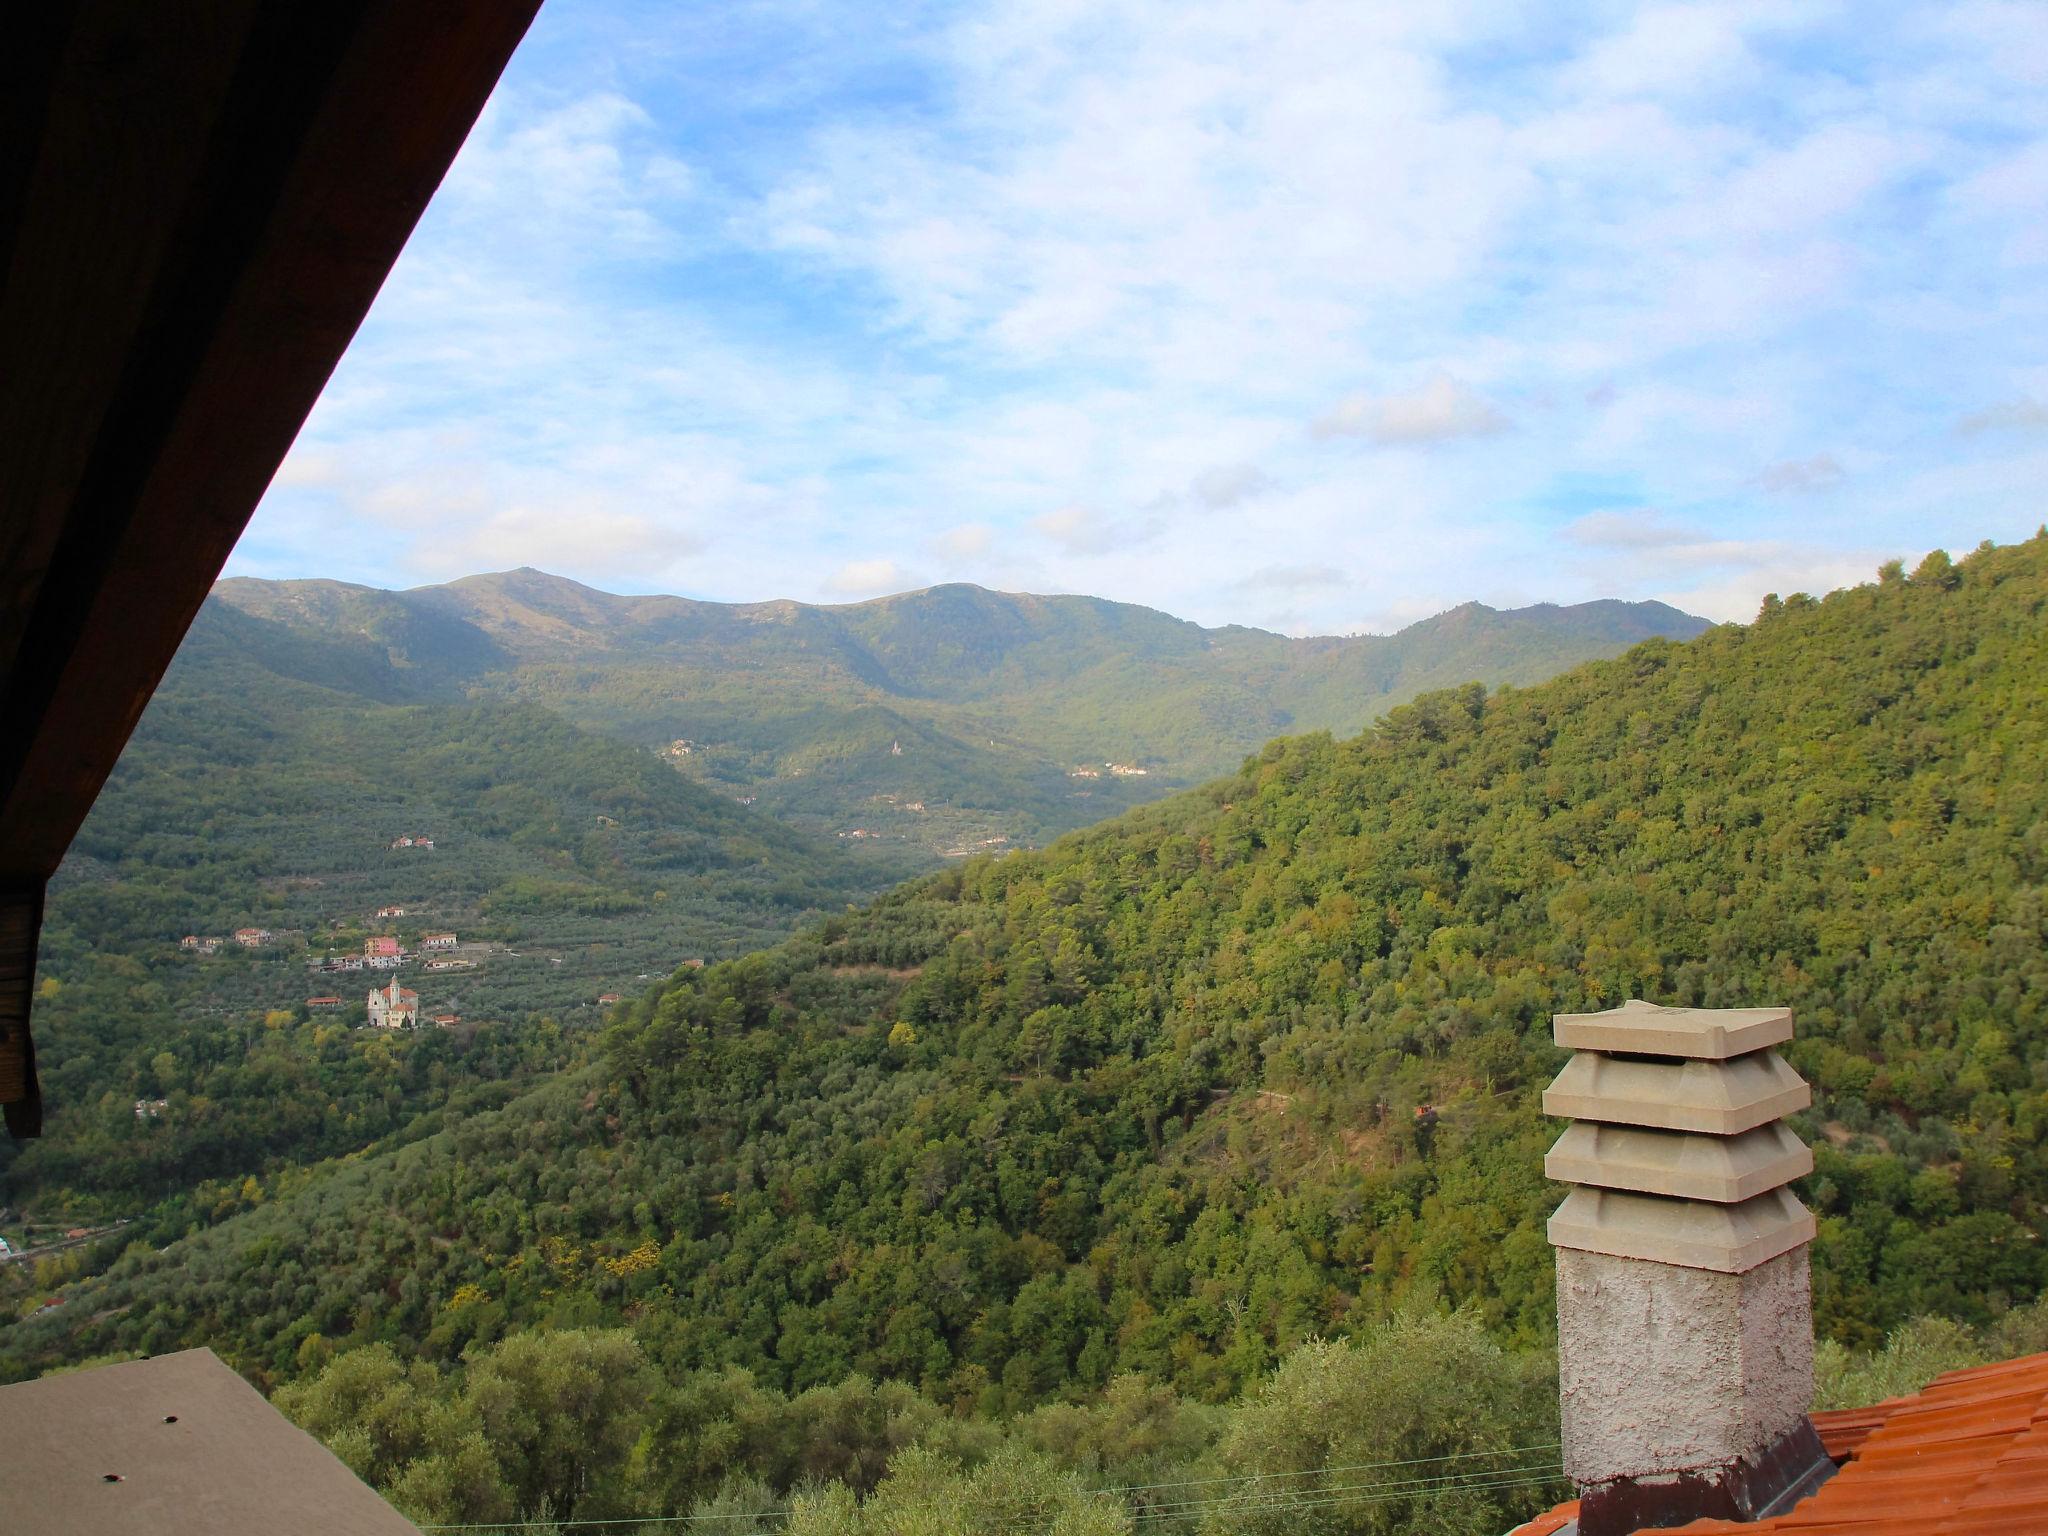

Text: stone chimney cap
xmin=1554 ymin=999 xmax=1792 ymax=1059
xmin=1543 ymin=1049 xmax=1811 ymax=1136
xmin=1545 ymin=1120 xmax=1813 ymax=1204
xmin=1549 ymin=1184 xmax=1816 ymax=1273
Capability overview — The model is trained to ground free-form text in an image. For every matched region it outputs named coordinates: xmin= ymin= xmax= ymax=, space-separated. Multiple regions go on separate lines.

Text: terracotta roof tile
xmin=1507 ymin=1348 xmax=2048 ymax=1536
xmin=1514 ymin=1502 xmax=1581 ymax=1535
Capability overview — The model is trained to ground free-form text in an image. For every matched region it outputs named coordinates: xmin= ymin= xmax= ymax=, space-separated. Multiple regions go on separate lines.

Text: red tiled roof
xmin=1510 ymin=1349 xmax=2048 ymax=1536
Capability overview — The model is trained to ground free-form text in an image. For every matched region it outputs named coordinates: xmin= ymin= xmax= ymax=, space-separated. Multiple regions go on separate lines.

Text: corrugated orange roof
xmin=1508 ymin=1349 xmax=2048 ymax=1536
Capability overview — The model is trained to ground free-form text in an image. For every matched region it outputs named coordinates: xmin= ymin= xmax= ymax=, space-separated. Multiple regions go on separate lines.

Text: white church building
xmin=365 ymin=976 xmax=420 ymax=1029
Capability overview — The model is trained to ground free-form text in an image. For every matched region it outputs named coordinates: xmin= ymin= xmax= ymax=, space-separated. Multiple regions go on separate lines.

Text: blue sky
xmin=231 ymin=0 xmax=2048 ymax=634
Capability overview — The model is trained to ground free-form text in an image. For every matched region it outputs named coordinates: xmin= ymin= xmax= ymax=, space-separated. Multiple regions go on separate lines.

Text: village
xmin=164 ymin=831 xmax=643 ymax=1043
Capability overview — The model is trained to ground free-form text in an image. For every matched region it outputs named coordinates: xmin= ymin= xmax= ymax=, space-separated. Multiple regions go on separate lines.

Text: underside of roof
xmin=0 ymin=0 xmax=540 ymax=1137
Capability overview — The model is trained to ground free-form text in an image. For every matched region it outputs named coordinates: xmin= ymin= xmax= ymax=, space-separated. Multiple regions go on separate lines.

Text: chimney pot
xmin=1546 ymin=1000 xmax=1832 ymax=1534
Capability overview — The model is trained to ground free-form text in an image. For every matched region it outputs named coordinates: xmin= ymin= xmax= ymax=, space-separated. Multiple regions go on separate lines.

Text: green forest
xmin=5 ymin=536 xmax=2046 ymax=1533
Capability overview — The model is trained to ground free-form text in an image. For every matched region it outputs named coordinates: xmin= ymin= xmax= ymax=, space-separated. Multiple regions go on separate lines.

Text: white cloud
xmin=933 ymin=522 xmax=996 ymax=560
xmin=455 ymin=92 xmax=694 ymax=245
xmin=1032 ymin=504 xmax=1120 ymax=554
xmin=1755 ymin=453 xmax=1846 ymax=493
xmin=1564 ymin=510 xmax=1701 ymax=550
xmin=1188 ymin=463 xmax=1273 ymax=509
xmin=1312 ymin=377 xmax=1510 ymax=445
xmin=1231 ymin=564 xmax=1348 ymax=594
xmin=1957 ymin=399 xmax=2048 ymax=436
xmin=823 ymin=558 xmax=915 ymax=597
xmin=230 ymin=2 xmax=2048 ymax=639
xmin=1567 ymin=3 xmax=1757 ymax=102
xmin=414 ymin=505 xmax=703 ymax=577
xmin=1561 ymin=508 xmax=1891 ymax=621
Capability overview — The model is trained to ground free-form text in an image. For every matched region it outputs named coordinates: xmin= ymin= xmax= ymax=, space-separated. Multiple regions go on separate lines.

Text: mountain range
xmin=8 ymin=537 xmax=2042 ymax=1536
xmin=4 ymin=536 xmax=2048 ymax=1531
xmin=213 ymin=569 xmax=1710 ymax=852
xmin=2 ymin=571 xmax=1699 ymax=1218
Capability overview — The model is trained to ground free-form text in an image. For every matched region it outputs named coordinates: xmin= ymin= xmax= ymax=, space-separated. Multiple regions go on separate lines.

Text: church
xmin=365 ymin=976 xmax=420 ymax=1030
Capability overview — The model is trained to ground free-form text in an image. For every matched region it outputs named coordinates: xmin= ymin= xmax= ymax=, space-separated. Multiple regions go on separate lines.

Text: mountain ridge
xmin=217 ymin=566 xmax=1706 ymax=649
xmin=212 ymin=569 xmax=1711 ymax=852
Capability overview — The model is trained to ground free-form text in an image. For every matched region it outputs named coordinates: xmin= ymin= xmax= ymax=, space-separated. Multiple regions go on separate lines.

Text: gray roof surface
xmin=0 ymin=1348 xmax=419 ymax=1535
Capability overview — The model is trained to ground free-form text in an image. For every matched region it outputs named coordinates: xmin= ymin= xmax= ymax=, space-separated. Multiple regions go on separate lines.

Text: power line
xmin=1109 ymin=1440 xmax=1561 ymax=1496
xmin=415 ymin=1446 xmax=1566 ymax=1533
xmin=1122 ymin=1460 xmax=1565 ymax=1521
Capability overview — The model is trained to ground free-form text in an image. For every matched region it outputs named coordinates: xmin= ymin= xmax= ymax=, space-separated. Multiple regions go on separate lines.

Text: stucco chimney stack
xmin=1544 ymin=1000 xmax=1833 ymax=1534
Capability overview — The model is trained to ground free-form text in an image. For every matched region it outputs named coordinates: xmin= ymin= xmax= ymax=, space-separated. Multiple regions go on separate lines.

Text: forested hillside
xmin=3 ymin=600 xmax=904 ymax=1215
xmin=6 ymin=537 xmax=2042 ymax=1533
xmin=216 ymin=569 xmax=1707 ymax=853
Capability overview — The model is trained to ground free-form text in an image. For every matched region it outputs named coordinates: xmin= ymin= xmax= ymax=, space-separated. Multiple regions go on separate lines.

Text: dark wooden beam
xmin=0 ymin=0 xmax=541 ymax=1135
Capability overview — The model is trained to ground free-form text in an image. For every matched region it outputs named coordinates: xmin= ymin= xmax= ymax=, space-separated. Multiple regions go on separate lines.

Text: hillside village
xmin=158 ymin=830 xmax=651 ymax=1041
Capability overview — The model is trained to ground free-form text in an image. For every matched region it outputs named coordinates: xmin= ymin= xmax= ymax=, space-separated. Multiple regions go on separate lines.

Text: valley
xmin=1 ymin=572 xmax=1697 ymax=1247
xmin=5 ymin=536 xmax=2044 ymax=1532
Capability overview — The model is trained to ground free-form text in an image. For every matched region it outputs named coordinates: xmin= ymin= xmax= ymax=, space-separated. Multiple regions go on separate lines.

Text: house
xmin=388 ymin=835 xmax=413 ymax=848
xmin=179 ymin=934 xmax=200 ymax=949
xmin=904 ymin=801 xmax=926 ymax=812
xmin=415 ymin=837 xmax=434 ymax=850
xmin=305 ymin=996 xmax=343 ymax=1009
xmin=597 ymin=992 xmax=622 ymax=1005
xmin=375 ymin=904 xmax=407 ymax=919
xmin=197 ymin=936 xmax=223 ymax=954
xmin=329 ymin=953 xmax=364 ymax=972
xmin=430 ymin=1013 xmax=459 ymax=1027
xmin=423 ymin=958 xmax=474 ymax=971
xmin=1106 ymin=762 xmax=1148 ymax=777
xmin=364 ymin=936 xmax=402 ymax=959
xmin=232 ymin=927 xmax=271 ymax=947
xmin=132 ymin=1098 xmax=167 ymax=1118
xmin=1069 ymin=767 xmax=1101 ymax=779
xmin=365 ymin=977 xmax=419 ymax=1029
xmin=420 ymin=932 xmax=457 ymax=951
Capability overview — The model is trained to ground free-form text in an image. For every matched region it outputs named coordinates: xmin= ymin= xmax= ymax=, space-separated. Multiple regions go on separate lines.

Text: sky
xmin=229 ymin=0 xmax=2048 ymax=635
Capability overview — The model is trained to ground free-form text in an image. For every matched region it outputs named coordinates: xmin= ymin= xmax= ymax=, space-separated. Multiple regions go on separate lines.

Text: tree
xmin=1203 ymin=1314 xmax=1562 ymax=1536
